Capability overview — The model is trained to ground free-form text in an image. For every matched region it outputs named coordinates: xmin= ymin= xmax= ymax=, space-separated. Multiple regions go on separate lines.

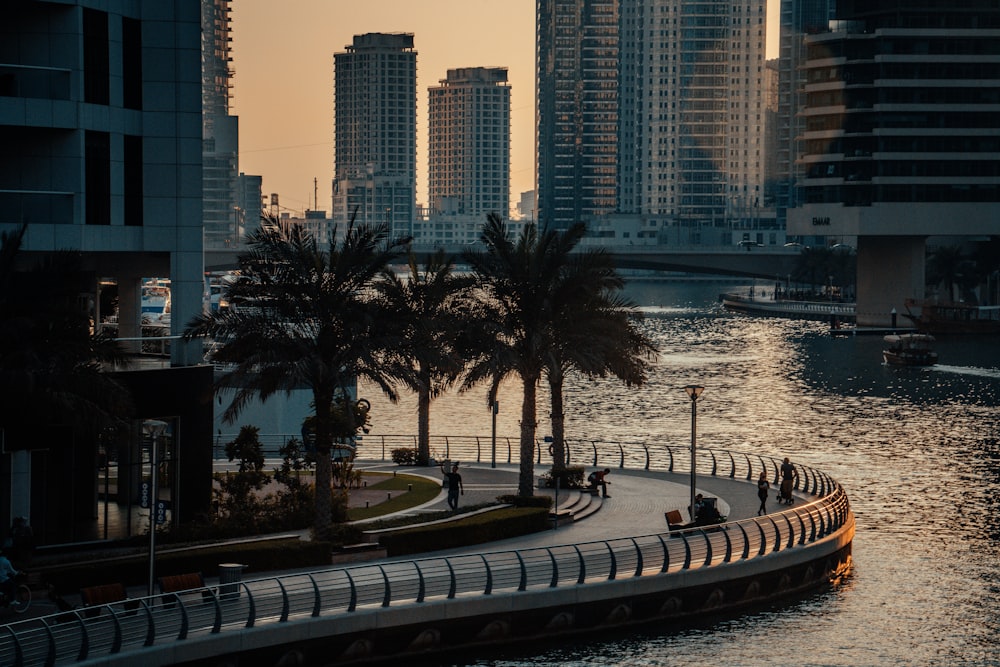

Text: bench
xmin=157 ymin=572 xmax=207 ymax=607
xmin=80 ymin=582 xmax=137 ymax=617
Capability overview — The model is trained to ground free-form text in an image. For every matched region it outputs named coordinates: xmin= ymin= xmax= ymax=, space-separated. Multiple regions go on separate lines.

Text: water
xmin=356 ymin=280 xmax=1000 ymax=667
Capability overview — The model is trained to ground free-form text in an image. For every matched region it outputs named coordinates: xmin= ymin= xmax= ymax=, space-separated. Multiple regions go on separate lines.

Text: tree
xmin=462 ymin=213 xmax=593 ymax=496
xmin=183 ymin=217 xmax=404 ymax=539
xmin=0 ymin=224 xmax=132 ymax=449
xmin=545 ymin=268 xmax=657 ymax=472
xmin=927 ymin=244 xmax=975 ymax=302
xmin=376 ymin=250 xmax=475 ymax=465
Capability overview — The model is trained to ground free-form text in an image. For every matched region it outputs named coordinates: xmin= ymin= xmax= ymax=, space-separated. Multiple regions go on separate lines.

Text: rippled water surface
xmin=358 ymin=281 xmax=1000 ymax=667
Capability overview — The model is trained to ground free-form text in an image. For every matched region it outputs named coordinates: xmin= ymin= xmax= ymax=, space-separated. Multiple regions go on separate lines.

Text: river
xmin=355 ymin=280 xmax=1000 ymax=667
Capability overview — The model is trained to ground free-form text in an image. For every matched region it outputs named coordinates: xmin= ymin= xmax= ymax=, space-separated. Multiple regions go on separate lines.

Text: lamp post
xmin=490 ymin=400 xmax=498 ymax=469
xmin=143 ymin=419 xmax=167 ymax=597
xmin=684 ymin=385 xmax=704 ymax=522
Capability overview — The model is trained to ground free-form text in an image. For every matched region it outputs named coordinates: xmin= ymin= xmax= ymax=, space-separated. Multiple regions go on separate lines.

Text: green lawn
xmin=346 ymin=473 xmax=442 ymax=521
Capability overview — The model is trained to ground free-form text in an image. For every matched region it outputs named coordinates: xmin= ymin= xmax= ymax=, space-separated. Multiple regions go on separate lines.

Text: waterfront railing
xmin=0 ymin=445 xmax=851 ymax=667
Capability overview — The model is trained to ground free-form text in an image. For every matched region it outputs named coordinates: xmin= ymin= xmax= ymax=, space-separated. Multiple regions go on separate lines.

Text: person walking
xmin=779 ymin=457 xmax=798 ymax=505
xmin=440 ymin=462 xmax=464 ymax=510
xmin=756 ymin=471 xmax=770 ymax=515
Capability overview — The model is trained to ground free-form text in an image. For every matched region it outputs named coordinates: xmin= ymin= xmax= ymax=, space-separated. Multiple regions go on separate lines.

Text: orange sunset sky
xmin=232 ymin=1 xmax=780 ymax=216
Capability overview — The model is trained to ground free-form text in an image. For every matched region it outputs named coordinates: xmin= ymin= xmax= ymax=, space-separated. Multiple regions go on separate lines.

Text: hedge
xmin=377 ymin=507 xmax=551 ymax=557
xmin=38 ymin=539 xmax=332 ymax=595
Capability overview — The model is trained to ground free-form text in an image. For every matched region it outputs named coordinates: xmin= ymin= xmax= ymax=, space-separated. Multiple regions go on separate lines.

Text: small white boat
xmin=882 ymin=333 xmax=938 ymax=366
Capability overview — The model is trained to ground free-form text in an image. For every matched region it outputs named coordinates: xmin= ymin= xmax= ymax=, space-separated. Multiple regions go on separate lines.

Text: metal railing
xmin=0 ymin=446 xmax=852 ymax=667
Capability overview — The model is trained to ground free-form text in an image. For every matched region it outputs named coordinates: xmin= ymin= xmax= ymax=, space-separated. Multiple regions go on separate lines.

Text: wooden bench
xmin=157 ymin=572 xmax=207 ymax=607
xmin=80 ymin=582 xmax=137 ymax=617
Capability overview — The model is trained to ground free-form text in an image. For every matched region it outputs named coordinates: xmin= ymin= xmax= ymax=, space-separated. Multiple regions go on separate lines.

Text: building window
xmin=83 ymin=8 xmax=109 ymax=105
xmin=122 ymin=17 xmax=142 ymax=110
xmin=124 ymin=134 xmax=143 ymax=226
xmin=85 ymin=131 xmax=111 ymax=225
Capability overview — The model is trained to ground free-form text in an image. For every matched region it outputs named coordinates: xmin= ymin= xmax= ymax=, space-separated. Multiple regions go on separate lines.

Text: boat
xmin=902 ymin=298 xmax=1000 ymax=335
xmin=882 ymin=333 xmax=938 ymax=366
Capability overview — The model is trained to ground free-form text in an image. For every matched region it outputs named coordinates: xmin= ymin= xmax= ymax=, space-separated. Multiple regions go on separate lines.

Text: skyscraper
xmin=202 ymin=0 xmax=241 ymax=249
xmin=332 ymin=33 xmax=417 ymax=240
xmin=537 ymin=1 xmax=766 ymax=234
xmin=772 ymin=0 xmax=836 ymax=221
xmin=537 ymin=0 xmax=620 ymax=231
xmin=427 ymin=67 xmax=511 ymax=220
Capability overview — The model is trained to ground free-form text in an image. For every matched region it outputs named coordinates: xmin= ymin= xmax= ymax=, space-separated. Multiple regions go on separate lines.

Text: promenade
xmin=2 ymin=459 xmax=851 ymax=667
xmin=17 ymin=462 xmax=785 ymax=616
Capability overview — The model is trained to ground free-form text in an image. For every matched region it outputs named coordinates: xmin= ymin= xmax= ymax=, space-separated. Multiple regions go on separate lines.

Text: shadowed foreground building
xmin=786 ymin=0 xmax=1000 ymax=326
xmin=0 ymin=1 xmax=212 ymax=546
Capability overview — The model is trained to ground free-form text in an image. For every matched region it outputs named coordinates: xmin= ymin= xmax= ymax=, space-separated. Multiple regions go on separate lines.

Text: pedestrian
xmin=779 ymin=457 xmax=798 ymax=505
xmin=757 ymin=471 xmax=770 ymax=515
xmin=0 ymin=549 xmax=19 ymax=606
xmin=587 ymin=468 xmax=611 ymax=498
xmin=440 ymin=462 xmax=464 ymax=510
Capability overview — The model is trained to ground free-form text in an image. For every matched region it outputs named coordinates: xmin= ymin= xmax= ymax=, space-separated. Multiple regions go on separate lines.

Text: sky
xmin=232 ymin=0 xmax=779 ymax=217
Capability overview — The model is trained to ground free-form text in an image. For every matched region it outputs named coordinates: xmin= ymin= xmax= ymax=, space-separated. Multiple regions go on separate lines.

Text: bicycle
xmin=0 ymin=574 xmax=31 ymax=614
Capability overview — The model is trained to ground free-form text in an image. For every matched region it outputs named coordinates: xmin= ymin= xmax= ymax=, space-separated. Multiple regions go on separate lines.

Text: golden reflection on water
xmin=365 ymin=282 xmax=1000 ymax=667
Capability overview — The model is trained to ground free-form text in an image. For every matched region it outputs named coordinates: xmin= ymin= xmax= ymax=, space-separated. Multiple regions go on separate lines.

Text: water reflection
xmin=362 ymin=281 xmax=1000 ymax=667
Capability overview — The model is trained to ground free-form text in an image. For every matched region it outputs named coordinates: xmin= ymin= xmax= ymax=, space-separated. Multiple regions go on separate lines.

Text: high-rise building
xmin=537 ymin=1 xmax=766 ymax=234
xmin=202 ymin=0 xmax=241 ymax=249
xmin=0 ymin=1 xmax=213 ymax=545
xmin=772 ymin=0 xmax=836 ymax=222
xmin=332 ymin=33 xmax=417 ymax=240
xmin=786 ymin=0 xmax=1000 ymax=326
xmin=427 ymin=67 xmax=511 ymax=220
xmin=537 ymin=0 xmax=620 ymax=231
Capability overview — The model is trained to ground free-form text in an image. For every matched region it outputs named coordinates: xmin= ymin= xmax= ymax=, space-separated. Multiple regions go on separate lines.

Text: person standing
xmin=440 ymin=462 xmax=464 ymax=510
xmin=757 ymin=471 xmax=770 ymax=515
xmin=780 ymin=457 xmax=798 ymax=505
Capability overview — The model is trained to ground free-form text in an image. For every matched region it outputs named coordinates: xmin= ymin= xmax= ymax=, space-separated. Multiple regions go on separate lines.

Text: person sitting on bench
xmin=587 ymin=468 xmax=611 ymax=498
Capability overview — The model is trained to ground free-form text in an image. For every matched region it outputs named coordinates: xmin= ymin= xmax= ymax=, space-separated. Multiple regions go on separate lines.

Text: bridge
xmin=205 ymin=244 xmax=801 ymax=280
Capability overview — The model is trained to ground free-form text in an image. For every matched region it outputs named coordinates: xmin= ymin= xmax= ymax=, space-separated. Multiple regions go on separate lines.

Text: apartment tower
xmin=538 ymin=0 xmax=766 ymax=234
xmin=427 ymin=67 xmax=511 ymax=224
xmin=332 ymin=33 xmax=417 ymax=240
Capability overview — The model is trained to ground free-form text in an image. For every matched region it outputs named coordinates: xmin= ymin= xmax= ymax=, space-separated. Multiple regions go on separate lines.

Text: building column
xmin=117 ymin=276 xmax=143 ymax=354
xmin=855 ymin=236 xmax=927 ymax=327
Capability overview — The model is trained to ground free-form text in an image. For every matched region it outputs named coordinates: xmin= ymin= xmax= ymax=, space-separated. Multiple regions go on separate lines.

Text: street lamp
xmin=143 ymin=419 xmax=167 ymax=597
xmin=684 ymin=385 xmax=704 ymax=523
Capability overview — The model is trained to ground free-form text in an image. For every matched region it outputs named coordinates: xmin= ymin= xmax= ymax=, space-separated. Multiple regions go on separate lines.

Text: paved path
xmin=11 ymin=462 xmax=797 ymax=621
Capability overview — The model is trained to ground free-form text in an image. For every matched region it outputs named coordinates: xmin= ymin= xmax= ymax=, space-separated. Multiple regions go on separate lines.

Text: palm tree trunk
xmin=549 ymin=372 xmax=566 ymax=472
xmin=417 ymin=367 xmax=431 ymax=466
xmin=417 ymin=388 xmax=431 ymax=466
xmin=313 ymin=390 xmax=333 ymax=541
xmin=518 ymin=373 xmax=538 ymax=496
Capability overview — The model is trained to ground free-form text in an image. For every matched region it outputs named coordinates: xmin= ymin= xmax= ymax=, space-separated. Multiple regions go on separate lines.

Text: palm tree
xmin=927 ymin=245 xmax=974 ymax=302
xmin=183 ymin=217 xmax=404 ymax=539
xmin=0 ymin=224 xmax=133 ymax=448
xmin=462 ymin=213 xmax=590 ymax=496
xmin=376 ymin=250 xmax=475 ymax=465
xmin=545 ymin=271 xmax=657 ymax=472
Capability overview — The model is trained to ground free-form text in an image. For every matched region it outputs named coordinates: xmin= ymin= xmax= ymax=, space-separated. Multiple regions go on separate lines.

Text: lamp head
xmin=684 ymin=385 xmax=704 ymax=400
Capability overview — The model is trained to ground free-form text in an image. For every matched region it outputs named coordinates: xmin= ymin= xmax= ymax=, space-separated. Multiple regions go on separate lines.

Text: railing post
xmin=547 ymin=548 xmax=559 ymax=587
xmin=307 ymin=573 xmax=321 ymax=617
xmin=656 ymin=534 xmax=671 ymax=573
xmin=631 ymin=538 xmax=643 ymax=577
xmin=574 ymin=544 xmax=586 ymax=584
xmin=643 ymin=443 xmax=650 ymax=470
xmin=617 ymin=442 xmax=624 ymax=469
xmin=606 ymin=541 xmax=618 ymax=580
xmin=591 ymin=441 xmax=598 ymax=466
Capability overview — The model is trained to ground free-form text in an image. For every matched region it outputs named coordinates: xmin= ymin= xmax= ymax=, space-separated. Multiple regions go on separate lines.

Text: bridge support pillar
xmin=855 ymin=236 xmax=926 ymax=327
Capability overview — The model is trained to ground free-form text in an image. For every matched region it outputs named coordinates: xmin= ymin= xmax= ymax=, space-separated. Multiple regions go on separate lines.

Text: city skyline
xmin=232 ymin=0 xmax=780 ymax=217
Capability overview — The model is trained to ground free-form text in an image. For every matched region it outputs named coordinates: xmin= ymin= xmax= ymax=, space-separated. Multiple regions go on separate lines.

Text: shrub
xmin=378 ymin=508 xmax=550 ymax=557
xmin=539 ymin=465 xmax=585 ymax=489
xmin=496 ymin=494 xmax=553 ymax=509
xmin=391 ymin=447 xmax=418 ymax=465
